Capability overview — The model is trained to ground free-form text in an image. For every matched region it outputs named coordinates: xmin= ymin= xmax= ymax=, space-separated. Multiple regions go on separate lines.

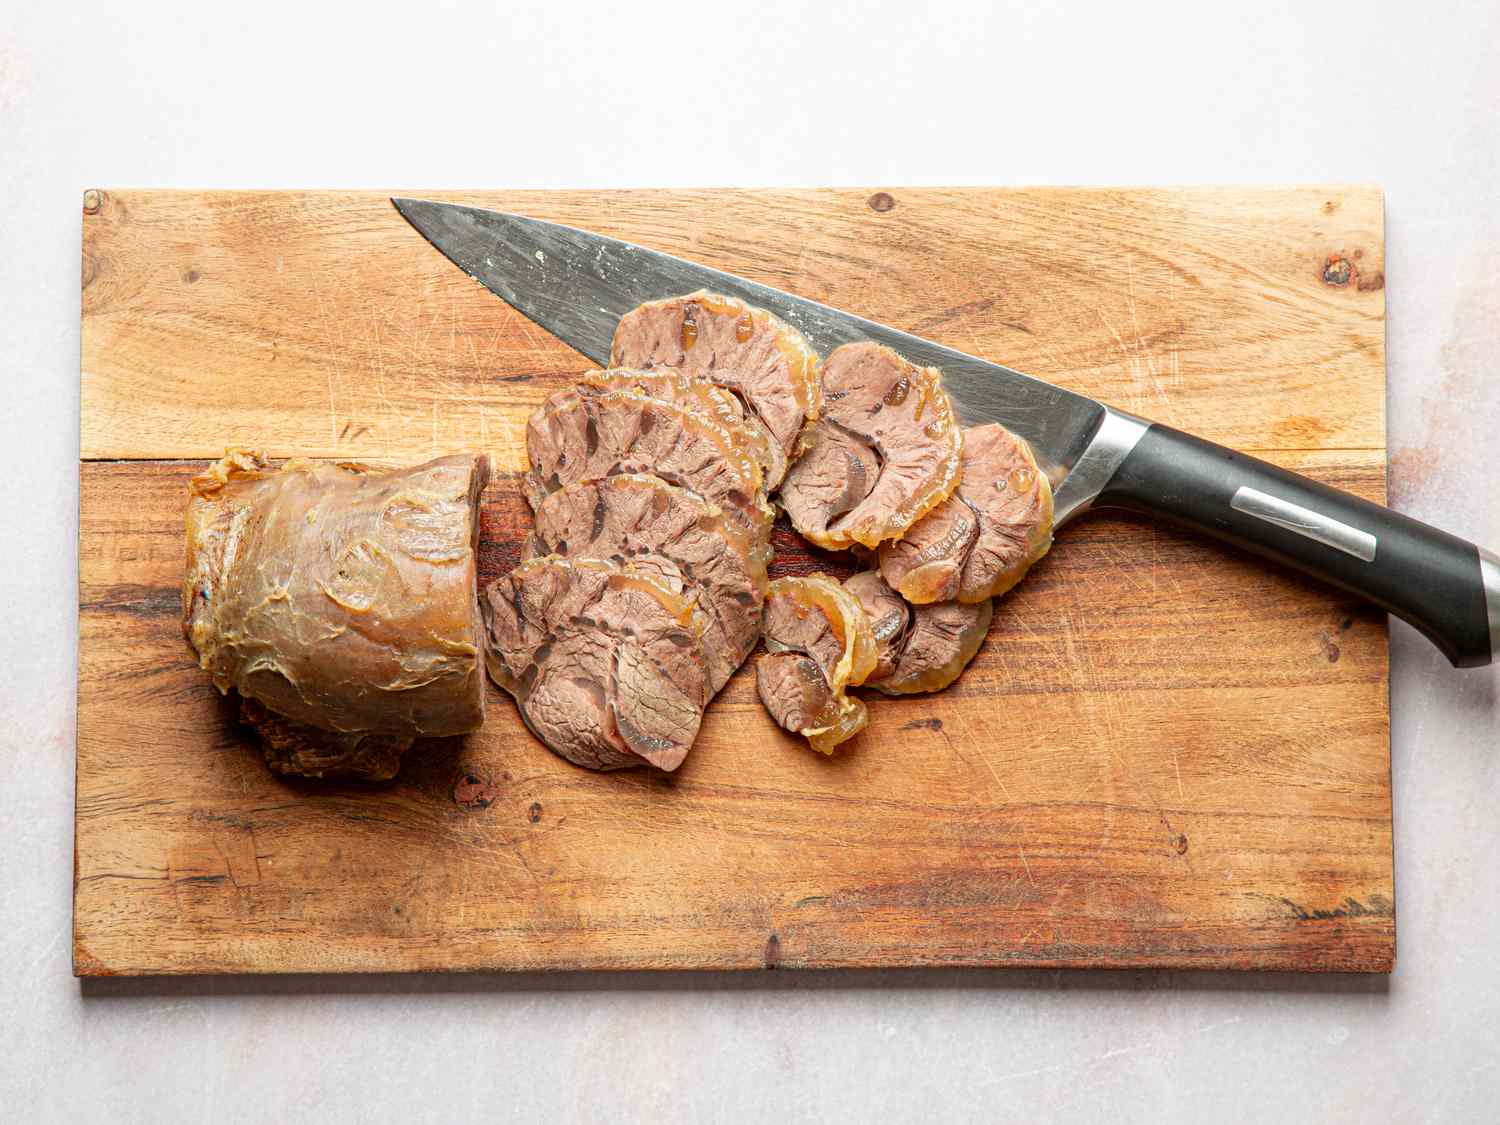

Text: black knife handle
xmin=1095 ymin=423 xmax=1499 ymax=667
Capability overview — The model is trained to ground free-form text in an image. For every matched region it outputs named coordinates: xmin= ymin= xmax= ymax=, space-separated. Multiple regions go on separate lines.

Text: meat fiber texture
xmin=505 ymin=342 xmax=790 ymax=771
xmin=844 ymin=571 xmax=992 ymax=696
xmin=571 ymin=368 xmax=779 ymax=490
xmin=500 ymin=297 xmax=1048 ymax=772
xmin=525 ymin=387 xmax=774 ymax=554
xmin=757 ymin=576 xmax=878 ymax=754
xmin=879 ymin=422 xmax=1054 ymax=604
xmin=780 ymin=341 xmax=963 ymax=550
xmin=483 ymin=557 xmax=708 ymax=772
xmin=611 ymin=291 xmax=822 ymax=489
xmin=526 ymin=474 xmax=767 ymax=696
xmin=182 ymin=449 xmax=489 ymax=780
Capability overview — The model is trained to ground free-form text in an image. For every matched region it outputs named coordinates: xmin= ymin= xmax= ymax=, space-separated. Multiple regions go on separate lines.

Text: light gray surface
xmin=2 ymin=1 xmax=1497 ymax=1120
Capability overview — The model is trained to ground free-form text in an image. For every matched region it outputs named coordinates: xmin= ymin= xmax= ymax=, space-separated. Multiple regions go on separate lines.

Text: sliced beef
xmin=780 ymin=341 xmax=962 ymax=550
xmin=611 ymin=291 xmax=822 ymax=488
xmin=757 ymin=653 xmax=840 ymax=738
xmin=483 ymin=556 xmax=706 ymax=771
xmin=879 ymin=422 xmax=1053 ymax=603
xmin=525 ymin=389 xmax=772 ymax=549
xmin=756 ymin=575 xmax=877 ymax=754
xmin=845 ymin=570 xmax=993 ymax=696
xmin=571 ymin=368 xmax=778 ymax=487
xmin=842 ymin=570 xmax=910 ymax=683
xmin=183 ymin=449 xmax=489 ymax=780
xmin=526 ymin=474 xmax=767 ymax=695
xmin=775 ymin=423 xmax=880 ymax=539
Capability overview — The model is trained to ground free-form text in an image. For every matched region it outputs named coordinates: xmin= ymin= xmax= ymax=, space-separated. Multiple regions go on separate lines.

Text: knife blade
xmin=390 ymin=197 xmax=1112 ymax=516
xmin=392 ymin=197 xmax=1500 ymax=667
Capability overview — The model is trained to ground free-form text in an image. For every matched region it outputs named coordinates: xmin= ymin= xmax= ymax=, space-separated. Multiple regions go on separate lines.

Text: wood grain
xmin=81 ymin=187 xmax=1385 ymax=466
xmin=76 ymin=188 xmax=1392 ymax=975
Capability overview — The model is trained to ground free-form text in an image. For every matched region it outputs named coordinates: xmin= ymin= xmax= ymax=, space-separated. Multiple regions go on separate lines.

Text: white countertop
xmin=3 ymin=1 xmax=1497 ymax=1120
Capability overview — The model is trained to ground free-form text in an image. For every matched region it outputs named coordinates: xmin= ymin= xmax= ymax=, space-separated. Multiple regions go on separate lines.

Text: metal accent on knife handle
xmin=1479 ymin=546 xmax=1500 ymax=662
xmin=1229 ymin=486 xmax=1377 ymax=562
xmin=1051 ymin=408 xmax=1150 ymax=526
xmin=394 ymin=199 xmax=1499 ymax=666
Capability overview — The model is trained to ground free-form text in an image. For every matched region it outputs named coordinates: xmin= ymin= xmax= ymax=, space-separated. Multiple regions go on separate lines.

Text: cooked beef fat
xmin=183 ymin=449 xmax=489 ymax=780
xmin=756 ymin=575 xmax=877 ymax=754
xmin=527 ymin=474 xmax=767 ymax=694
xmin=846 ymin=570 xmax=992 ymax=695
xmin=880 ymin=422 xmax=1053 ymax=603
xmin=611 ymin=291 xmax=821 ymax=488
xmin=483 ymin=556 xmax=707 ymax=772
xmin=780 ymin=342 xmax=962 ymax=550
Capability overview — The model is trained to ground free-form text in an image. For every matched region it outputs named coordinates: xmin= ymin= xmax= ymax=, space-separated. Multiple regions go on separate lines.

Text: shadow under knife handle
xmin=1094 ymin=423 xmax=1499 ymax=667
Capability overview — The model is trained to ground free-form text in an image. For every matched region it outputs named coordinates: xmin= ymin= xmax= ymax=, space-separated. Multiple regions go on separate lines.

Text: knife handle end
xmin=1095 ymin=423 xmax=1495 ymax=667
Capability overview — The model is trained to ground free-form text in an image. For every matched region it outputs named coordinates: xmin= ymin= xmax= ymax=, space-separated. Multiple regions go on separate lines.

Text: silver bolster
xmin=1479 ymin=546 xmax=1500 ymax=663
xmin=1052 ymin=409 xmax=1150 ymax=526
xmin=1229 ymin=486 xmax=1378 ymax=562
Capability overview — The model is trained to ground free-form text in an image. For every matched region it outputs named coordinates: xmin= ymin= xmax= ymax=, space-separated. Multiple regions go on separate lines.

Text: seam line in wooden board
xmin=78 ymin=447 xmax=1392 ymax=462
xmin=76 ymin=188 xmax=1391 ymax=975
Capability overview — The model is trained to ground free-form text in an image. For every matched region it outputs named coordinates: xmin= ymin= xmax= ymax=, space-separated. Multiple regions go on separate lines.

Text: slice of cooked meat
xmin=611 ymin=291 xmax=821 ymax=488
xmin=183 ymin=449 xmax=489 ymax=780
xmin=526 ymin=475 xmax=766 ymax=695
xmin=842 ymin=570 xmax=911 ymax=683
xmin=775 ymin=423 xmax=880 ymax=538
xmin=845 ymin=570 xmax=993 ymax=696
xmin=780 ymin=341 xmax=962 ymax=550
xmin=879 ymin=422 xmax=1054 ymax=603
xmin=483 ymin=556 xmax=707 ymax=772
xmin=871 ymin=489 xmax=979 ymax=605
xmin=572 ymin=368 xmax=779 ymax=487
xmin=757 ymin=575 xmax=877 ymax=754
xmin=525 ymin=388 xmax=772 ymax=549
xmin=757 ymin=652 xmax=840 ymax=739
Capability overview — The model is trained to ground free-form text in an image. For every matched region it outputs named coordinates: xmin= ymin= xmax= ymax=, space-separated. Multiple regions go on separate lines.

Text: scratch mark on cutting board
xmin=944 ymin=708 xmax=1013 ymax=802
xmin=367 ymin=310 xmax=398 ymax=452
xmin=939 ymin=708 xmax=1049 ymax=892
xmin=326 ymin=370 xmax=338 ymax=446
xmin=508 ymin=307 xmax=551 ymax=358
xmin=1126 ymin=255 xmax=1171 ymax=411
xmin=1094 ymin=257 xmax=1173 ymax=417
xmin=1061 ymin=584 xmax=1167 ymax=875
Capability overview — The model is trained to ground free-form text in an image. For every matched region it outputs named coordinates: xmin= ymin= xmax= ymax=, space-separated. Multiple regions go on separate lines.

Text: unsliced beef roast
xmin=879 ymin=422 xmax=1053 ymax=603
xmin=756 ymin=576 xmax=877 ymax=754
xmin=845 ymin=570 xmax=992 ymax=696
xmin=780 ymin=342 xmax=962 ymax=550
xmin=611 ymin=292 xmax=822 ymax=488
xmin=183 ymin=449 xmax=489 ymax=780
xmin=571 ymin=367 xmax=778 ymax=487
xmin=526 ymin=474 xmax=767 ymax=695
xmin=483 ymin=556 xmax=707 ymax=772
xmin=525 ymin=389 xmax=772 ymax=549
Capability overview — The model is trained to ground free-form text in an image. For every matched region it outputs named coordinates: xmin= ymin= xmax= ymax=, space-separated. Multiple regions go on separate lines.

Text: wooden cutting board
xmin=76 ymin=187 xmax=1392 ymax=975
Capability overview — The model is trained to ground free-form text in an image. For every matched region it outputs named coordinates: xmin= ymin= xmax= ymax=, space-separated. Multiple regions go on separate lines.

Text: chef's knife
xmin=392 ymin=197 xmax=1500 ymax=668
